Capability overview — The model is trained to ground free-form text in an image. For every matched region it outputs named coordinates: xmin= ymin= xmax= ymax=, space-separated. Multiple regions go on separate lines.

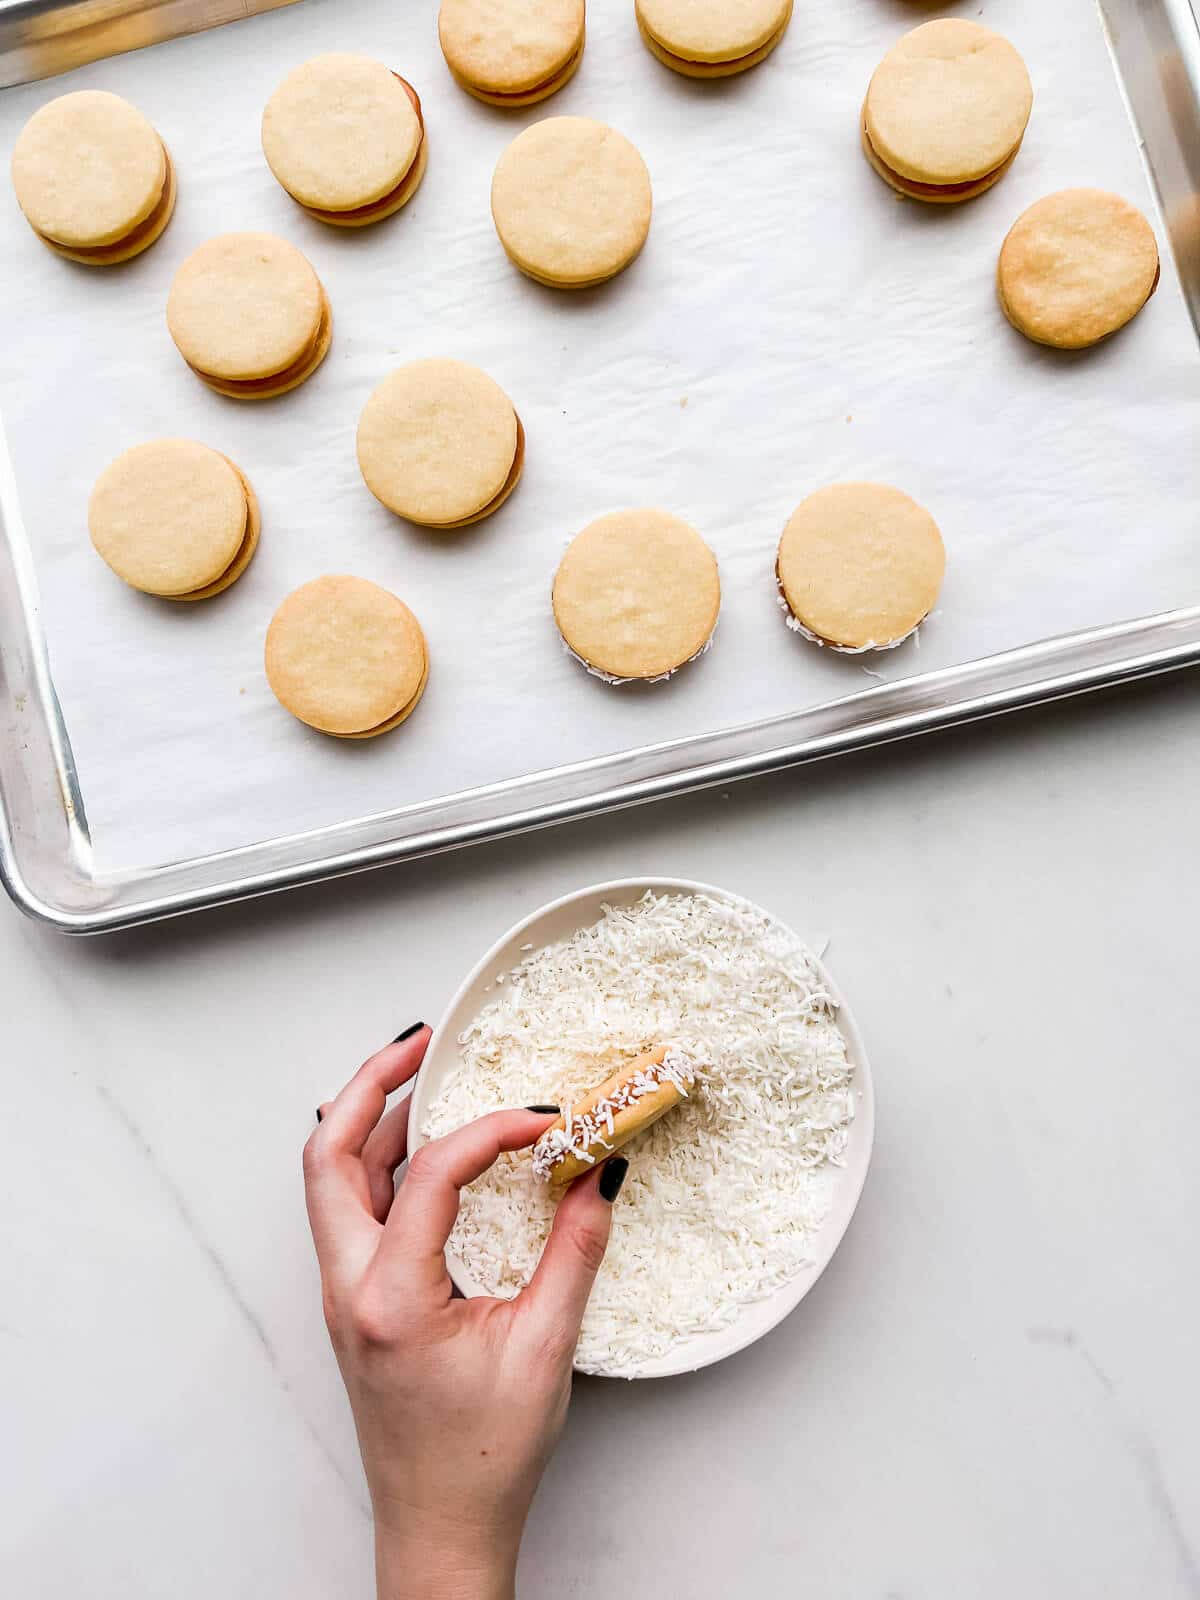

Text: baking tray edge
xmin=0 ymin=0 xmax=303 ymax=88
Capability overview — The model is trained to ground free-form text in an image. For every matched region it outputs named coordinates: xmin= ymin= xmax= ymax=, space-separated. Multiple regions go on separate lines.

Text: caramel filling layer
xmin=863 ymin=118 xmax=1014 ymax=199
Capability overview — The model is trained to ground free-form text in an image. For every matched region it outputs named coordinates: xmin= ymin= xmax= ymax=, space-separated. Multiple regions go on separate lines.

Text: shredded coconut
xmin=560 ymin=630 xmax=716 ymax=685
xmin=421 ymin=891 xmax=855 ymax=1376
xmin=775 ymin=586 xmax=921 ymax=654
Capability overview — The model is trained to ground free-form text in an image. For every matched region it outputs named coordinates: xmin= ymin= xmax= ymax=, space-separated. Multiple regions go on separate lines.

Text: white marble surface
xmin=2 ymin=679 xmax=1199 ymax=1596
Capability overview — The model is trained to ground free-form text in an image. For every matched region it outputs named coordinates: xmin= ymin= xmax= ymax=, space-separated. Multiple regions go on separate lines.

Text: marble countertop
xmin=2 ymin=677 xmax=1198 ymax=1596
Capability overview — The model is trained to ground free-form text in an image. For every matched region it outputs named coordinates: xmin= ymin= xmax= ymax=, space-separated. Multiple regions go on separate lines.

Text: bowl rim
xmin=407 ymin=874 xmax=876 ymax=1379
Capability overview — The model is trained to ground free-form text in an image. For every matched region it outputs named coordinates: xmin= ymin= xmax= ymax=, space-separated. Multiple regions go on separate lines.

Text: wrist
xmin=375 ymin=1515 xmax=520 ymax=1600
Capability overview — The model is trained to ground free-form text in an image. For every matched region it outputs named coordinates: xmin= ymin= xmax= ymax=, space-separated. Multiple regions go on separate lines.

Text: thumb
xmin=519 ymin=1157 xmax=628 ymax=1351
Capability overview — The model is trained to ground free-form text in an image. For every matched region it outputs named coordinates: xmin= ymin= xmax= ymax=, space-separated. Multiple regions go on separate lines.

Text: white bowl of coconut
xmin=407 ymin=878 xmax=874 ymax=1379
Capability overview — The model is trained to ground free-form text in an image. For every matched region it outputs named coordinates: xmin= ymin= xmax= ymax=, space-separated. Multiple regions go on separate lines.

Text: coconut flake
xmin=775 ymin=588 xmax=922 ymax=654
xmin=560 ymin=630 xmax=715 ymax=686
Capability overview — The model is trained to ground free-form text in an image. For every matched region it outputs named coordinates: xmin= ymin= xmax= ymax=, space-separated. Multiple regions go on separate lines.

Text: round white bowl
xmin=407 ymin=876 xmax=875 ymax=1379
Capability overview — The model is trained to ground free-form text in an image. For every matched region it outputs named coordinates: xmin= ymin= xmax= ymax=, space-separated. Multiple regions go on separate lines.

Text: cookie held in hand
xmin=532 ymin=1045 xmax=700 ymax=1185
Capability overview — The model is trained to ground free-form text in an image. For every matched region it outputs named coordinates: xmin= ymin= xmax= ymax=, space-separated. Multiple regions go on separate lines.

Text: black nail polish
xmin=315 ymin=1107 xmax=323 ymax=1124
xmin=599 ymin=1156 xmax=629 ymax=1203
xmin=393 ymin=1022 xmax=426 ymax=1043
xmin=526 ymin=1104 xmax=560 ymax=1115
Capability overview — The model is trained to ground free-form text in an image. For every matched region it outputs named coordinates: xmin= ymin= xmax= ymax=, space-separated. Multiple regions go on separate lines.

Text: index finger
xmin=383 ymin=1109 xmax=556 ymax=1281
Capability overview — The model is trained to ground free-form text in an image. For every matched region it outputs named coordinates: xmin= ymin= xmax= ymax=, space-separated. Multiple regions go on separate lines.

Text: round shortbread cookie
xmin=637 ymin=4 xmax=791 ymax=78
xmin=439 ymin=0 xmax=585 ymax=100
xmin=167 ymin=233 xmax=327 ymax=388
xmin=777 ymin=484 xmax=945 ymax=652
xmin=553 ymin=509 xmax=720 ymax=680
xmin=265 ymin=575 xmax=428 ymax=737
xmin=864 ymin=20 xmax=1032 ymax=196
xmin=89 ymin=439 xmax=253 ymax=598
xmin=12 ymin=90 xmax=169 ymax=251
xmin=357 ymin=359 xmax=522 ymax=528
xmin=262 ymin=54 xmax=423 ymax=214
xmin=998 ymin=189 xmax=1160 ymax=350
xmin=491 ymin=117 xmax=652 ymax=288
xmin=636 ymin=0 xmax=791 ymax=69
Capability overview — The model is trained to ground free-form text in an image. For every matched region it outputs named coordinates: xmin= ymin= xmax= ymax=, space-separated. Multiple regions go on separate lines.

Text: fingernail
xmin=526 ymin=1103 xmax=560 ymax=1114
xmin=599 ymin=1156 xmax=629 ymax=1203
xmin=315 ymin=1107 xmax=323 ymax=1124
xmin=393 ymin=1022 xmax=426 ymax=1043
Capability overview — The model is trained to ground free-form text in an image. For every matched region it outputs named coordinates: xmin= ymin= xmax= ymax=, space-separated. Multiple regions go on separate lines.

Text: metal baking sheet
xmin=2 ymin=0 xmax=1200 ymax=934
xmin=0 ymin=0 xmax=302 ymax=88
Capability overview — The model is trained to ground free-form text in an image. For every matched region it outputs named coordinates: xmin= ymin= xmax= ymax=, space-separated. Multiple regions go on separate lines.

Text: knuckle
xmin=534 ymin=1319 xmax=579 ymax=1367
xmin=348 ymin=1286 xmax=398 ymax=1351
xmin=403 ymin=1142 xmax=438 ymax=1184
xmin=301 ymin=1132 xmax=325 ymax=1180
xmin=564 ymin=1219 xmax=607 ymax=1276
xmin=321 ymin=1287 xmax=343 ymax=1341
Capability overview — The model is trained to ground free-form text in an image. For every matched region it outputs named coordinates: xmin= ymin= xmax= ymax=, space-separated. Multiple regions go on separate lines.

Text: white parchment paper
xmin=1 ymin=0 xmax=1197 ymax=871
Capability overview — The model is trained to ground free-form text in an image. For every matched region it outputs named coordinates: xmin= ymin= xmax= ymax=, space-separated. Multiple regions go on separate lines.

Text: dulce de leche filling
xmin=862 ymin=116 xmax=1014 ymax=198
xmin=302 ymin=76 xmax=425 ymax=223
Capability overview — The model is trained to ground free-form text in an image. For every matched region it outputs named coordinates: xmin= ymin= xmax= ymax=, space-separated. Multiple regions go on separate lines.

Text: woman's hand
xmin=303 ymin=1025 xmax=624 ymax=1600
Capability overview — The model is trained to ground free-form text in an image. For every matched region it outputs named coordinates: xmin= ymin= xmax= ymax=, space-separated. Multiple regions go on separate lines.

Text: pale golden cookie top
xmin=865 ymin=20 xmax=1032 ymax=186
xmin=553 ymin=509 xmax=720 ymax=680
xmin=636 ymin=0 xmax=790 ymax=63
xmin=89 ymin=440 xmax=248 ymax=596
xmin=265 ymin=576 xmax=427 ymax=736
xmin=492 ymin=117 xmax=652 ymax=285
xmin=167 ymin=233 xmax=324 ymax=381
xmin=357 ymin=359 xmax=519 ymax=526
xmin=11 ymin=91 xmax=165 ymax=248
xmin=998 ymin=189 xmax=1159 ymax=349
xmin=262 ymin=54 xmax=422 ymax=211
xmin=778 ymin=483 xmax=945 ymax=651
xmin=439 ymin=0 xmax=585 ymax=94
